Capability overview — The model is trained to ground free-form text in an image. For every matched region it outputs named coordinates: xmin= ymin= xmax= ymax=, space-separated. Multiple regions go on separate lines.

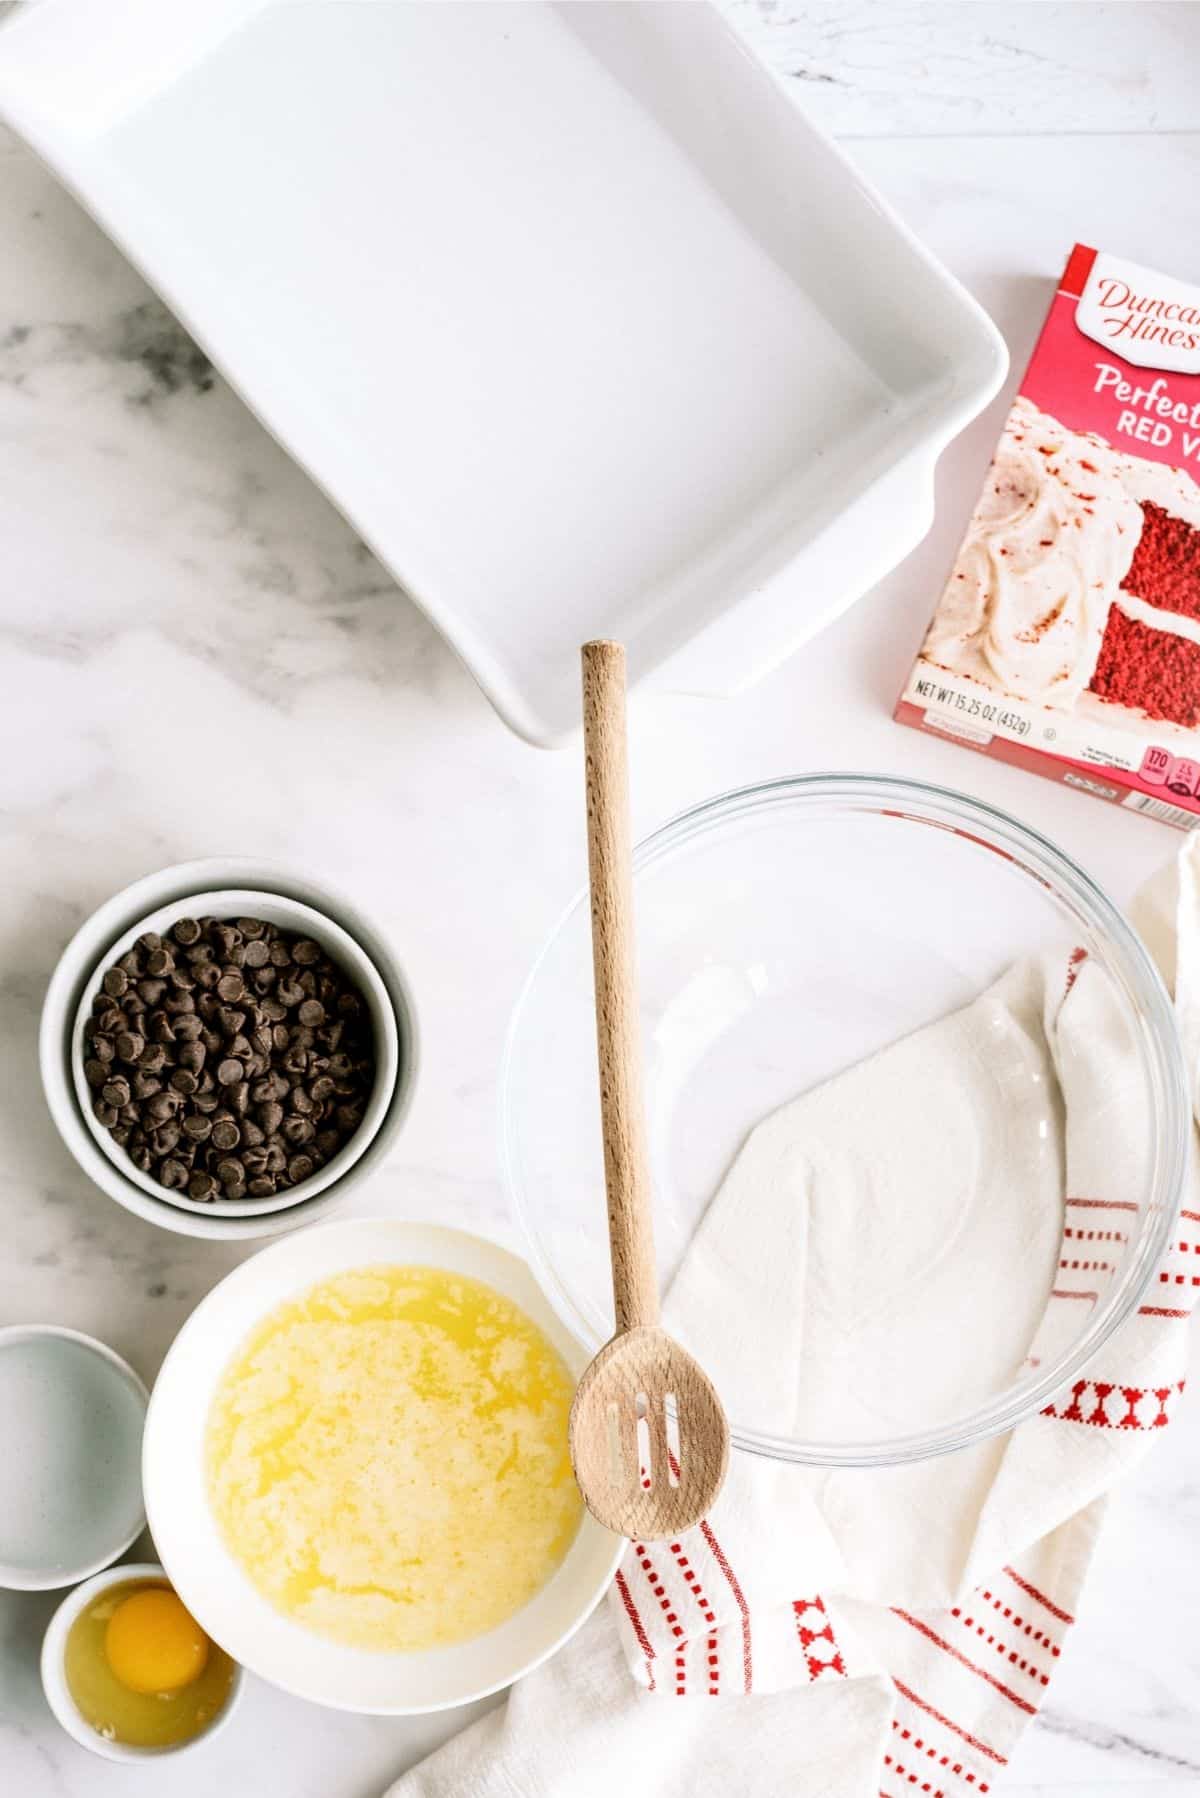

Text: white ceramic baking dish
xmin=0 ymin=0 xmax=1006 ymax=744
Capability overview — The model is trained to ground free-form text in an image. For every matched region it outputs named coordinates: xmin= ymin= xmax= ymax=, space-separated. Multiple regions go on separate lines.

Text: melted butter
xmin=206 ymin=1265 xmax=582 ymax=1652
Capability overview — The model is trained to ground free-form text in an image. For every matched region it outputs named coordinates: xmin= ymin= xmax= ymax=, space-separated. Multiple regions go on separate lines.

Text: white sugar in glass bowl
xmin=0 ymin=1325 xmax=148 ymax=1591
xmin=40 ymin=860 xmax=417 ymax=1241
xmin=502 ymin=774 xmax=1189 ymax=1468
xmin=143 ymin=1219 xmax=623 ymax=1714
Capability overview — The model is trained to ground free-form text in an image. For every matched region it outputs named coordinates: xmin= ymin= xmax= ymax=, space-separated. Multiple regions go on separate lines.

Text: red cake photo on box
xmin=899 ymin=243 xmax=1200 ymax=826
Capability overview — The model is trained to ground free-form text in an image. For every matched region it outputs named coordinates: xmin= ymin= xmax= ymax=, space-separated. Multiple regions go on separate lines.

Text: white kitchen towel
xmin=388 ymin=841 xmax=1199 ymax=1798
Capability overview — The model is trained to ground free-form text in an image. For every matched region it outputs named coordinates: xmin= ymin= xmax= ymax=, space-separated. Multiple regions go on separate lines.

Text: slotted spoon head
xmin=569 ymin=1326 xmax=730 ymax=1539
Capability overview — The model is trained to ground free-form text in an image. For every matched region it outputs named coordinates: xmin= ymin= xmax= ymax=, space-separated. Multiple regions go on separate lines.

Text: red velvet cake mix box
xmin=897 ymin=243 xmax=1200 ymax=829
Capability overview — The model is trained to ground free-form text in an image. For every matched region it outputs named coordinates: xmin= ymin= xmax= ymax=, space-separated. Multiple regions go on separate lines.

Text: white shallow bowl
xmin=72 ymin=889 xmax=400 ymax=1219
xmin=0 ymin=1325 xmax=148 ymax=1591
xmin=41 ymin=859 xmax=418 ymax=1241
xmin=41 ymin=1561 xmax=245 ymax=1761
xmin=144 ymin=1219 xmax=622 ymax=1714
xmin=0 ymin=0 xmax=1005 ymax=744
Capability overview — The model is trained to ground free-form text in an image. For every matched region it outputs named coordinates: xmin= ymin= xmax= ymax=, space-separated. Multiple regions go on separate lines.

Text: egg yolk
xmin=104 ymin=1589 xmax=210 ymax=1694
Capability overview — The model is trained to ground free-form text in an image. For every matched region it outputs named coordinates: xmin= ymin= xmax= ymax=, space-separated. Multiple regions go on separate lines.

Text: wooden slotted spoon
xmin=568 ymin=640 xmax=730 ymax=1541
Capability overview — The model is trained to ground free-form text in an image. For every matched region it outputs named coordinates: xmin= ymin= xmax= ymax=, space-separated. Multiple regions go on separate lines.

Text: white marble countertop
xmin=0 ymin=2 xmax=1197 ymax=1792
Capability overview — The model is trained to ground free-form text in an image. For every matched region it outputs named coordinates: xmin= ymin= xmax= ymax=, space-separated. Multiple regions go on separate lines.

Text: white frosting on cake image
xmin=922 ymin=396 xmax=1143 ymax=708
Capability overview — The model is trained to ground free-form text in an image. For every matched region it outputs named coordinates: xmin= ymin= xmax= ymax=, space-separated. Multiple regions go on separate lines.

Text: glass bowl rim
xmin=501 ymin=772 xmax=1189 ymax=1468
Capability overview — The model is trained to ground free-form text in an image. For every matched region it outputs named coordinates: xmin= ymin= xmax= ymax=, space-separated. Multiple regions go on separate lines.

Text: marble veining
xmin=0 ymin=3 xmax=1197 ymax=1794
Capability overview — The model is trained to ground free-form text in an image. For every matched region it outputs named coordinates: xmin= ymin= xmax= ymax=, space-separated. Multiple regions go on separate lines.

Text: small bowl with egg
xmin=40 ymin=858 xmax=417 ymax=1241
xmin=143 ymin=1219 xmax=623 ymax=1713
xmin=41 ymin=1562 xmax=244 ymax=1761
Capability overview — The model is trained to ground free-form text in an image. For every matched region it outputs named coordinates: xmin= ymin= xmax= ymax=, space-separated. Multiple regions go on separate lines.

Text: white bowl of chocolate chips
xmin=40 ymin=862 xmax=415 ymax=1239
xmin=70 ymin=892 xmax=401 ymax=1220
xmin=70 ymin=888 xmax=399 ymax=1222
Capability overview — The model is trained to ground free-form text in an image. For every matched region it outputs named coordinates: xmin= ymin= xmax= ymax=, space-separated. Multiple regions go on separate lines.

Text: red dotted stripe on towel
xmin=668 ymin=1539 xmax=719 ymax=1696
xmin=948 ymin=1609 xmax=1050 ymax=1685
xmin=979 ymin=1588 xmax=1060 ymax=1654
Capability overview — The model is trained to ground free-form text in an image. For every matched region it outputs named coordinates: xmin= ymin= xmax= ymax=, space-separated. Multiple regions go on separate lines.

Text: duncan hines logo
xmin=1077 ymin=250 xmax=1200 ymax=375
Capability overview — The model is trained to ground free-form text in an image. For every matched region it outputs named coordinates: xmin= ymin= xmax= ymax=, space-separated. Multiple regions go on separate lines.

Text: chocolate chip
xmin=292 ymin=939 xmax=320 ymax=965
xmin=257 ymin=1100 xmax=284 ymax=1135
xmin=182 ymin=1113 xmax=212 ymax=1141
xmin=216 ymin=970 xmax=245 ymax=1003
xmin=188 ymin=1171 xmax=217 ymax=1202
xmin=217 ymin=1058 xmax=244 ymax=1086
xmin=172 ymin=917 xmax=202 ymax=946
xmin=102 ymin=1077 xmax=131 ymax=1108
xmin=211 ymin=1119 xmax=241 ymax=1151
xmin=161 ymin=1158 xmax=190 ymax=1189
xmin=102 ymin=968 xmax=128 ymax=999
xmin=287 ymin=1154 xmax=315 ymax=1183
xmin=171 ymin=1068 xmax=198 ymax=1096
xmin=84 ymin=1058 xmax=107 ymax=1088
xmin=137 ymin=932 xmax=164 ymax=956
xmin=297 ymin=999 xmax=325 ymax=1028
xmin=247 ymin=1176 xmax=276 ymax=1197
xmin=243 ymin=939 xmax=271 ymax=968
xmin=146 ymin=948 xmax=174 ymax=977
xmin=132 ymin=1073 xmax=162 ymax=1101
xmin=237 ymin=918 xmax=265 ymax=939
xmin=194 ymin=961 xmax=222 ymax=991
xmin=94 ymin=1099 xmax=118 ymax=1128
xmin=269 ymin=941 xmax=292 ymax=968
xmin=139 ymin=1042 xmax=167 ymax=1073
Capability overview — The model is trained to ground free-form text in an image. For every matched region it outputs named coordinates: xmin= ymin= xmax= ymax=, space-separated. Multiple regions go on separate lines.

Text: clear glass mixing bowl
xmin=502 ymin=775 xmax=1187 ymax=1467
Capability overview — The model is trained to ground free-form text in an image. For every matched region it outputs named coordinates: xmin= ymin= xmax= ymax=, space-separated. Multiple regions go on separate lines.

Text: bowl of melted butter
xmin=144 ymin=1220 xmax=622 ymax=1712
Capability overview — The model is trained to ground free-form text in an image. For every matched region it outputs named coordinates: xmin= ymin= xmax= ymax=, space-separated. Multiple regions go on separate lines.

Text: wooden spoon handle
xmin=581 ymin=640 xmax=659 ymax=1335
